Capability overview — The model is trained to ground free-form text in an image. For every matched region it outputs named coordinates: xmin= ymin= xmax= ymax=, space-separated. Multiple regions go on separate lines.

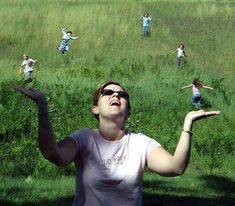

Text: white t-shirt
xmin=21 ymin=58 xmax=36 ymax=72
xmin=192 ymin=84 xmax=201 ymax=95
xmin=142 ymin=16 xmax=151 ymax=27
xmin=69 ymin=128 xmax=161 ymax=206
xmin=177 ymin=48 xmax=185 ymax=57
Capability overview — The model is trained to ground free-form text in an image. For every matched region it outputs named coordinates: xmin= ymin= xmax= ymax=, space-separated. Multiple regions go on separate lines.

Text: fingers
xmin=204 ymin=111 xmax=221 ymax=116
xmin=13 ymin=86 xmax=27 ymax=94
xmin=194 ymin=110 xmax=221 ymax=122
xmin=186 ymin=110 xmax=221 ymax=123
xmin=197 ymin=109 xmax=220 ymax=115
xmin=13 ymin=86 xmax=36 ymax=98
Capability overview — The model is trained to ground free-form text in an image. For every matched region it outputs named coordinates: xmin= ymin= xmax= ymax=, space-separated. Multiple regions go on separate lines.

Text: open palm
xmin=13 ymin=86 xmax=46 ymax=105
xmin=185 ymin=109 xmax=221 ymax=123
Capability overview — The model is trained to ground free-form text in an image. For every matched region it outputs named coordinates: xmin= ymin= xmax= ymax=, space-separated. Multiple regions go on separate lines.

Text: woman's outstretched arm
xmin=202 ymin=85 xmax=214 ymax=90
xmin=147 ymin=110 xmax=221 ymax=176
xmin=14 ymin=86 xmax=78 ymax=166
xmin=181 ymin=84 xmax=192 ymax=90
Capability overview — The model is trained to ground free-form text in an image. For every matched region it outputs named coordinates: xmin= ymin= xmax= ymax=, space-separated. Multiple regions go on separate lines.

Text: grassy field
xmin=0 ymin=171 xmax=234 ymax=206
xmin=0 ymin=0 xmax=235 ymax=205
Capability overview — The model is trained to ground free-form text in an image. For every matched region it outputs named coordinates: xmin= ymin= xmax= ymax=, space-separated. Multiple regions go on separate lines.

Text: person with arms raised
xmin=14 ymin=81 xmax=220 ymax=206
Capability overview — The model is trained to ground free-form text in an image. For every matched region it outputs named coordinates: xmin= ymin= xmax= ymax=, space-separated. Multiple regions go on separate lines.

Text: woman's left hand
xmin=183 ymin=110 xmax=221 ymax=131
xmin=186 ymin=110 xmax=220 ymax=122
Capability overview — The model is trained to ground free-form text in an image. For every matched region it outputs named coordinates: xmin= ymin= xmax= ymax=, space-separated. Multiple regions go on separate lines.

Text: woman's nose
xmin=112 ymin=92 xmax=120 ymax=98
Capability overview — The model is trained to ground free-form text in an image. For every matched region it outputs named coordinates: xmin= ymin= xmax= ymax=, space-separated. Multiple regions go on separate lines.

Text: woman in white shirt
xmin=14 ymin=81 xmax=220 ymax=206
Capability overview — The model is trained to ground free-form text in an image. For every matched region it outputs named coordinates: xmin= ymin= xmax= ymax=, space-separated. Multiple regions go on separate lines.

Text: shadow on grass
xmin=143 ymin=174 xmax=235 ymax=206
xmin=0 ymin=175 xmax=234 ymax=206
xmin=0 ymin=196 xmax=73 ymax=206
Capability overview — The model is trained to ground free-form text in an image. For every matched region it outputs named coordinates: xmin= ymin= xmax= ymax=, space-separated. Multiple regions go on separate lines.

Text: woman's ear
xmin=92 ymin=106 xmax=99 ymax=115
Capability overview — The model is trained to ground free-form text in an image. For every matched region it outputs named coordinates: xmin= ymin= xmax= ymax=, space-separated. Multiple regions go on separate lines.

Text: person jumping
xmin=57 ymin=27 xmax=80 ymax=54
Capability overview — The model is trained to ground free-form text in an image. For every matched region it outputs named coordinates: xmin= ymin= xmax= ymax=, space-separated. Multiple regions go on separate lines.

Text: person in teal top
xmin=57 ymin=27 xmax=80 ymax=54
xmin=139 ymin=12 xmax=152 ymax=37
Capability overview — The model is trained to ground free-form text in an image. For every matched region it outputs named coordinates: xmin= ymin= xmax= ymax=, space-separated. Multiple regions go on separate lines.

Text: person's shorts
xmin=24 ymin=71 xmax=33 ymax=80
xmin=192 ymin=94 xmax=201 ymax=103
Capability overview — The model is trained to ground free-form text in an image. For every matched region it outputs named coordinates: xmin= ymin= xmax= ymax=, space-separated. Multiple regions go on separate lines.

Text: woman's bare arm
xmin=147 ymin=110 xmax=220 ymax=176
xmin=14 ymin=86 xmax=78 ymax=166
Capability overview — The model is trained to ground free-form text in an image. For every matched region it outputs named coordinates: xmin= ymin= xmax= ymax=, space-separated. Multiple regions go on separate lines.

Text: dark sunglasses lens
xmin=118 ymin=91 xmax=129 ymax=99
xmin=102 ymin=89 xmax=129 ymax=100
xmin=102 ymin=89 xmax=114 ymax=96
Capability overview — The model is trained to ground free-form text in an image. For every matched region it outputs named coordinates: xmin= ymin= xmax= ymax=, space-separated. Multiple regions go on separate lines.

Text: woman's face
xmin=93 ymin=84 xmax=129 ymax=121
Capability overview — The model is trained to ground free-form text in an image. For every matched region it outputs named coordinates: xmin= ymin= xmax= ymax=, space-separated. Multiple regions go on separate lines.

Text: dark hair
xmin=178 ymin=43 xmax=185 ymax=49
xmin=178 ymin=42 xmax=184 ymax=49
xmin=144 ymin=12 xmax=149 ymax=17
xmin=66 ymin=31 xmax=72 ymax=34
xmin=92 ymin=81 xmax=131 ymax=120
xmin=193 ymin=78 xmax=202 ymax=87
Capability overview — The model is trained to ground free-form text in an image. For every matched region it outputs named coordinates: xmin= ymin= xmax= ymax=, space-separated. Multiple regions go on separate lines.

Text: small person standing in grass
xmin=173 ymin=42 xmax=187 ymax=66
xmin=57 ymin=27 xmax=80 ymax=54
xmin=139 ymin=12 xmax=152 ymax=38
xmin=14 ymin=81 xmax=220 ymax=206
xmin=19 ymin=54 xmax=37 ymax=83
xmin=181 ymin=78 xmax=214 ymax=109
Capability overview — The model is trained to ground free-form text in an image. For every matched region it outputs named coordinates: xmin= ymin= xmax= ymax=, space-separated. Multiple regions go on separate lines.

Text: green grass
xmin=0 ymin=0 xmax=235 ymax=205
xmin=0 ymin=171 xmax=234 ymax=206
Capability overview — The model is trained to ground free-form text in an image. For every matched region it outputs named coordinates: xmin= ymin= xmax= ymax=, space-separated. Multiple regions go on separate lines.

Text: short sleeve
xmin=130 ymin=132 xmax=161 ymax=161
xmin=146 ymin=138 xmax=161 ymax=157
xmin=68 ymin=130 xmax=81 ymax=149
xmin=68 ymin=128 xmax=94 ymax=154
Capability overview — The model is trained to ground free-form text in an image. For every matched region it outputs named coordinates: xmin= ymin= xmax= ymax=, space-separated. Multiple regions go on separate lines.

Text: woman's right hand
xmin=13 ymin=86 xmax=47 ymax=106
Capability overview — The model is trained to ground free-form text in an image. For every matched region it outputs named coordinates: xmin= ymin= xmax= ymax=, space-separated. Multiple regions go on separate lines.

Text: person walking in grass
xmin=57 ymin=27 xmax=80 ymax=54
xmin=139 ymin=12 xmax=152 ymax=38
xmin=14 ymin=80 xmax=220 ymax=206
xmin=19 ymin=54 xmax=37 ymax=83
xmin=181 ymin=78 xmax=214 ymax=109
xmin=173 ymin=42 xmax=187 ymax=66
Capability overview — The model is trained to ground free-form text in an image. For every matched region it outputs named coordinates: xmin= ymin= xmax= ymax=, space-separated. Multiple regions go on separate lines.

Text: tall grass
xmin=1 ymin=1 xmax=234 ymax=81
xmin=0 ymin=0 xmax=234 ymax=178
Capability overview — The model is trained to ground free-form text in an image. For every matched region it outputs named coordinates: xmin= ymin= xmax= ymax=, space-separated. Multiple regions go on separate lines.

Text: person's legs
xmin=143 ymin=26 xmax=148 ymax=37
xmin=28 ymin=71 xmax=33 ymax=82
xmin=64 ymin=45 xmax=69 ymax=52
xmin=182 ymin=57 xmax=185 ymax=65
xmin=58 ymin=41 xmax=67 ymax=53
xmin=24 ymin=71 xmax=31 ymax=82
xmin=192 ymin=94 xmax=201 ymax=109
xmin=178 ymin=56 xmax=184 ymax=66
xmin=58 ymin=41 xmax=64 ymax=50
xmin=177 ymin=57 xmax=181 ymax=66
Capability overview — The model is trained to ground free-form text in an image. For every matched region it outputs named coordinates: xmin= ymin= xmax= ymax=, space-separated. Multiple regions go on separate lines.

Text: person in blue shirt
xmin=139 ymin=12 xmax=152 ymax=37
xmin=57 ymin=27 xmax=80 ymax=54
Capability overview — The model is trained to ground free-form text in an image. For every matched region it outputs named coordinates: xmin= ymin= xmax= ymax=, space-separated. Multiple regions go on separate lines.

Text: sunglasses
xmin=101 ymin=89 xmax=129 ymax=100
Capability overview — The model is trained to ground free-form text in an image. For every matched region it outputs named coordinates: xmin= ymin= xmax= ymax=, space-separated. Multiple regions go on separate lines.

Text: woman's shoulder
xmin=128 ymin=131 xmax=161 ymax=147
xmin=128 ymin=131 xmax=154 ymax=141
xmin=69 ymin=128 xmax=94 ymax=138
xmin=68 ymin=128 xmax=97 ymax=148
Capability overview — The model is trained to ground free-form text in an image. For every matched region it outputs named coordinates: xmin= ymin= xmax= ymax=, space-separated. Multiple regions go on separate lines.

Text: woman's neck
xmin=98 ymin=120 xmax=126 ymax=141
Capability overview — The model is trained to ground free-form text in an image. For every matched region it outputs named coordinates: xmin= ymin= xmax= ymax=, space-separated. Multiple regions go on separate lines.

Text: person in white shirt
xmin=139 ymin=13 xmax=152 ymax=37
xmin=14 ymin=81 xmax=220 ymax=206
xmin=173 ymin=43 xmax=187 ymax=66
xmin=20 ymin=54 xmax=37 ymax=83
